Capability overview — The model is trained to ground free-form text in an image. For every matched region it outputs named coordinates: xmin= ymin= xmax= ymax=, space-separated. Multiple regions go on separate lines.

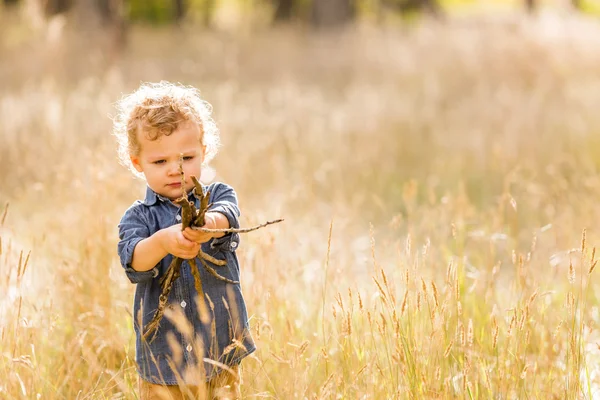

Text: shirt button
xmin=180 ymin=301 xmax=186 ymax=308
xmin=176 ymin=215 xmax=182 ymax=221
xmin=231 ymin=241 xmax=238 ymax=249
xmin=186 ymin=344 xmax=192 ymax=352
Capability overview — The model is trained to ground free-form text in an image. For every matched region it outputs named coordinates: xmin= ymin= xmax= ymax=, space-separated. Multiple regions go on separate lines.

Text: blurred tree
xmin=128 ymin=0 xmax=182 ymax=23
xmin=571 ymin=0 xmax=581 ymax=10
xmin=525 ymin=0 xmax=536 ymax=13
xmin=97 ymin=0 xmax=127 ymax=51
xmin=274 ymin=0 xmax=294 ymax=21
xmin=44 ymin=0 xmax=71 ymax=15
xmin=174 ymin=0 xmax=185 ymax=23
xmin=311 ymin=0 xmax=354 ymax=27
xmin=69 ymin=0 xmax=127 ymax=63
xmin=97 ymin=0 xmax=124 ymax=25
xmin=3 ymin=0 xmax=19 ymax=7
xmin=201 ymin=0 xmax=214 ymax=26
xmin=186 ymin=0 xmax=215 ymax=27
xmin=380 ymin=0 xmax=443 ymax=18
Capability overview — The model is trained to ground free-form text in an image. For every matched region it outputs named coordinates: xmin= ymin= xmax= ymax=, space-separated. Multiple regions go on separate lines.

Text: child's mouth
xmin=167 ymin=183 xmax=182 ymax=188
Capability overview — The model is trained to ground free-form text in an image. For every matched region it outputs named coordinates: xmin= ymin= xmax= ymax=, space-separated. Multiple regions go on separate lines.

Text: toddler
xmin=114 ymin=81 xmax=255 ymax=399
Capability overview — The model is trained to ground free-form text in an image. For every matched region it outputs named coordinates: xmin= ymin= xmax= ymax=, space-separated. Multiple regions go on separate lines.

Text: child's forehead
xmin=137 ymin=121 xmax=203 ymax=154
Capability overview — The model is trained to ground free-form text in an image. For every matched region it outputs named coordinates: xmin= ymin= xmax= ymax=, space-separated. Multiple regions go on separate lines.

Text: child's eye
xmin=183 ymin=156 xmax=194 ymax=161
xmin=153 ymin=160 xmax=166 ymax=165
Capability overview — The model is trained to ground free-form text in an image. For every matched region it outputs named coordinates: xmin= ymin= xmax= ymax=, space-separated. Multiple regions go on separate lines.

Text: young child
xmin=114 ymin=81 xmax=255 ymax=399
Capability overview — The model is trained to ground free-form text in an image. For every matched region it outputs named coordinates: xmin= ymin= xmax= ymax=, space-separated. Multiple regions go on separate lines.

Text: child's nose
xmin=167 ymin=162 xmax=180 ymax=176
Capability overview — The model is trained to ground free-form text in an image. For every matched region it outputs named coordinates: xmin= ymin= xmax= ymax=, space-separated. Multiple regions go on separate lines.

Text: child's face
xmin=130 ymin=120 xmax=206 ymax=201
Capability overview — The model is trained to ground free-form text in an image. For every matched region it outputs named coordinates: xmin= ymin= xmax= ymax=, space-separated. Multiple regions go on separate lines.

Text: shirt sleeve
xmin=117 ymin=204 xmax=160 ymax=284
xmin=208 ymin=183 xmax=241 ymax=252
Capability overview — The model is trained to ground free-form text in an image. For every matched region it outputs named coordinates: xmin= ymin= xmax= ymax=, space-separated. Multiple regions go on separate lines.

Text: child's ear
xmin=130 ymin=155 xmax=143 ymax=172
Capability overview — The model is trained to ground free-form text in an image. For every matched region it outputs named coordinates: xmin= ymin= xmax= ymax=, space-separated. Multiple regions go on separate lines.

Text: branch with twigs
xmin=191 ymin=219 xmax=284 ymax=234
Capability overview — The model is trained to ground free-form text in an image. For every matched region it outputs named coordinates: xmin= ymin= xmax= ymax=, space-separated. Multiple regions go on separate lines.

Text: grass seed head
xmin=568 ymin=261 xmax=575 ymax=284
xmin=444 ymin=341 xmax=453 ymax=358
xmin=358 ymin=291 xmax=363 ymax=312
xmin=492 ymin=317 xmax=499 ymax=350
xmin=467 ymin=319 xmax=473 ymax=347
xmin=589 ymin=260 xmax=598 ymax=274
xmin=431 ymin=281 xmax=439 ymax=308
xmin=401 ymin=291 xmax=408 ymax=316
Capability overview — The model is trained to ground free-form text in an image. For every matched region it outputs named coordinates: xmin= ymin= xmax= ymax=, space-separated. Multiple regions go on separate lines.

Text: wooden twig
xmin=144 ymin=257 xmax=182 ymax=341
xmin=199 ymin=256 xmax=239 ymax=284
xmin=189 ymin=258 xmax=210 ymax=323
xmin=192 ymin=176 xmax=211 ymax=227
xmin=198 ymin=249 xmax=227 ymax=266
xmin=191 ymin=219 xmax=284 ymax=234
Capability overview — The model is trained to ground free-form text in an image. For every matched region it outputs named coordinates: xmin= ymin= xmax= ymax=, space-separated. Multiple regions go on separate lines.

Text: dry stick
xmin=191 ymin=176 xmax=210 ymax=226
xmin=189 ymin=258 xmax=205 ymax=298
xmin=198 ymin=256 xmax=238 ymax=284
xmin=144 ymin=260 xmax=182 ymax=341
xmin=181 ymin=178 xmax=239 ymax=281
xmin=189 ymin=258 xmax=211 ymax=324
xmin=199 ymin=249 xmax=227 ymax=266
xmin=180 ymin=153 xmax=186 ymax=190
xmin=190 ymin=174 xmax=284 ymax=233
xmin=146 ymin=201 xmax=189 ymax=337
xmin=191 ymin=219 xmax=284 ymax=234
xmin=183 ymin=184 xmax=212 ymax=323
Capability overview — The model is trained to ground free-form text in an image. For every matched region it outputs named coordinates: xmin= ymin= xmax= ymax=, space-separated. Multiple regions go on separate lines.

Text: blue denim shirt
xmin=117 ymin=182 xmax=255 ymax=384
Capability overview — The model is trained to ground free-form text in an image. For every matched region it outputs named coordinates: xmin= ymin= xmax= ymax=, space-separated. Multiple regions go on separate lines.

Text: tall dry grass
xmin=3 ymin=10 xmax=600 ymax=399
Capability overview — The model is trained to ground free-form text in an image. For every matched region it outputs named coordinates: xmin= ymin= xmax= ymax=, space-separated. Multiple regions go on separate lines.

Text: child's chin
xmin=156 ymin=188 xmax=179 ymax=200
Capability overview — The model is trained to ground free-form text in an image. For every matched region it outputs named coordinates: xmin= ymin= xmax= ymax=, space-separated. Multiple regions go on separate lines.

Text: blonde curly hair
xmin=113 ymin=81 xmax=220 ymax=178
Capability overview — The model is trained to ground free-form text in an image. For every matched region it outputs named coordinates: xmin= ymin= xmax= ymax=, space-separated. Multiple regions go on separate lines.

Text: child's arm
xmin=118 ymin=205 xmax=201 ymax=283
xmin=131 ymin=224 xmax=200 ymax=272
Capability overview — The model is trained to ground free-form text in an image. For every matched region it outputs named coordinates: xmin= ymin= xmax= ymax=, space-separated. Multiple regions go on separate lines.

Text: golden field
xmin=2 ymin=10 xmax=600 ymax=399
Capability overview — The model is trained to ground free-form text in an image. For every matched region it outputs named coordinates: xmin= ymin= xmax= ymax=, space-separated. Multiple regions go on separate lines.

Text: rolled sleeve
xmin=210 ymin=231 xmax=240 ymax=252
xmin=209 ymin=183 xmax=241 ymax=252
xmin=117 ymin=205 xmax=159 ymax=284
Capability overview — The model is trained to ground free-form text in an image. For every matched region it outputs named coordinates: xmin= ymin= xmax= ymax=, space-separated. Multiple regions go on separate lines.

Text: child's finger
xmin=182 ymin=228 xmax=199 ymax=241
xmin=177 ymin=233 xmax=195 ymax=249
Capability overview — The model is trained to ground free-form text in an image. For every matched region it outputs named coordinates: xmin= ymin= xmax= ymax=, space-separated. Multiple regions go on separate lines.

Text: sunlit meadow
xmin=3 ymin=8 xmax=600 ymax=399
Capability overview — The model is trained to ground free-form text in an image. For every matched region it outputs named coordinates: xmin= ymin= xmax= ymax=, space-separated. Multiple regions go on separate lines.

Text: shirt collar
xmin=142 ymin=187 xmax=161 ymax=205
xmin=142 ymin=186 xmax=198 ymax=206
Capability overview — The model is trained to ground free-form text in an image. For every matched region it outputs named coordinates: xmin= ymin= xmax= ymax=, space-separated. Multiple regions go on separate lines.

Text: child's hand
xmin=182 ymin=213 xmax=217 ymax=244
xmin=160 ymin=224 xmax=201 ymax=259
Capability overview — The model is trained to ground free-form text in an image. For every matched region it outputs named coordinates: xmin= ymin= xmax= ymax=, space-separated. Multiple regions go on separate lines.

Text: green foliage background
xmin=110 ymin=0 xmax=600 ymax=25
